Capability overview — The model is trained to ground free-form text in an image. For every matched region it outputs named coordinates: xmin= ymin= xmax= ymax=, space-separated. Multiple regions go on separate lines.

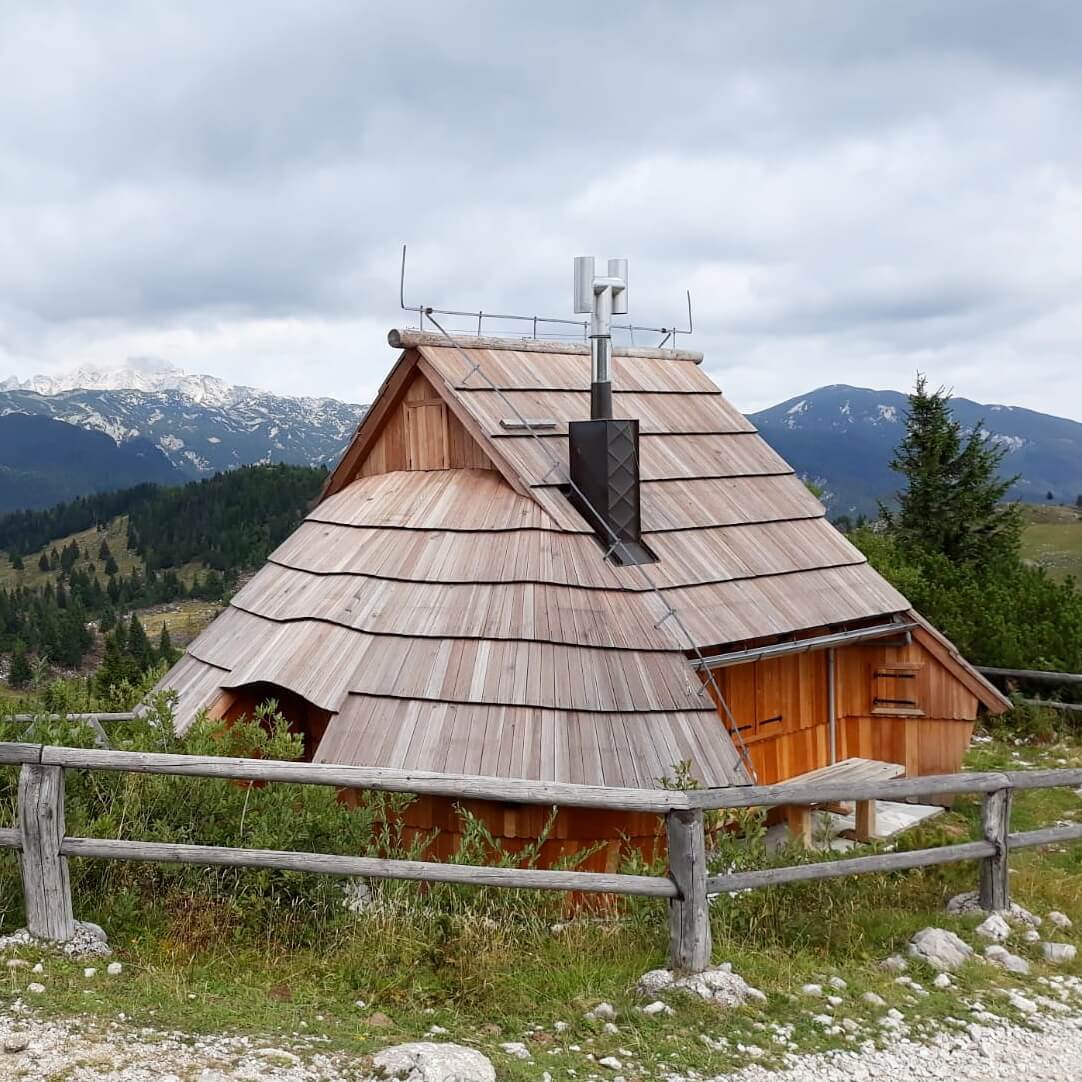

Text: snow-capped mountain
xmin=0 ymin=360 xmax=366 ymax=482
xmin=750 ymin=385 xmax=1082 ymax=518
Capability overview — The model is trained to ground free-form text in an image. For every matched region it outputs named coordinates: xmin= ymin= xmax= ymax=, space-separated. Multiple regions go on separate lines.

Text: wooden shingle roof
xmin=158 ymin=330 xmax=921 ymax=787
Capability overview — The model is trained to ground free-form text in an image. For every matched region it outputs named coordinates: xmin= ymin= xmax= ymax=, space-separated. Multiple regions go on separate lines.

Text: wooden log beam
xmin=1020 ymin=699 xmax=1082 ymax=715
xmin=666 ymin=809 xmax=711 ymax=972
xmin=1005 ymin=768 xmax=1082 ymax=790
xmin=689 ymin=771 xmax=1012 ymax=811
xmin=976 ymin=666 xmax=1082 ymax=686
xmin=1008 ymin=823 xmax=1082 ymax=850
xmin=0 ymin=827 xmax=20 ymax=849
xmin=706 ymin=840 xmax=995 ymax=894
xmin=0 ymin=743 xmax=42 ymax=766
xmin=59 ymin=837 xmax=678 ymax=898
xmin=978 ymin=788 xmax=1012 ymax=912
xmin=38 ymin=746 xmax=690 ymax=813
xmin=18 ymin=764 xmax=74 ymax=942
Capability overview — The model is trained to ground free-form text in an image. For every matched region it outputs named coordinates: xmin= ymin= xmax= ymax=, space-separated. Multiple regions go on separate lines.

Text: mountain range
xmin=2 ymin=359 xmax=1079 ymax=519
xmin=0 ymin=359 xmax=366 ymax=484
xmin=749 ymin=385 xmax=1082 ymax=518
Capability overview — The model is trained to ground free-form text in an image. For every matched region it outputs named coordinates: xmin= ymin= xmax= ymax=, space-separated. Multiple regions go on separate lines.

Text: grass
xmin=137 ymin=600 xmax=222 ymax=647
xmin=0 ymin=517 xmax=141 ymax=591
xmin=2 ymin=732 xmax=1082 ymax=1079
xmin=1020 ymin=503 xmax=1082 ymax=583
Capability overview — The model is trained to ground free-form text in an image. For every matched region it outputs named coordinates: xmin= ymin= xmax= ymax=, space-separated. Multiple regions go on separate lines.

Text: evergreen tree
xmin=1047 ymin=490 xmax=1055 ymax=502
xmin=882 ymin=375 xmax=1021 ymax=566
xmin=127 ymin=613 xmax=153 ymax=671
xmin=38 ymin=552 xmax=49 ymax=573
xmin=10 ymin=553 xmax=23 ymax=571
xmin=49 ymin=547 xmax=60 ymax=572
xmin=157 ymin=624 xmax=177 ymax=665
xmin=104 ymin=554 xmax=119 ymax=576
xmin=8 ymin=643 xmax=32 ymax=688
xmin=98 ymin=539 xmax=112 ymax=561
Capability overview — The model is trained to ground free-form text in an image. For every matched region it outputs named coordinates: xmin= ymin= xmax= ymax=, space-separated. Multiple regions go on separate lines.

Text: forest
xmin=0 ymin=464 xmax=325 ymax=682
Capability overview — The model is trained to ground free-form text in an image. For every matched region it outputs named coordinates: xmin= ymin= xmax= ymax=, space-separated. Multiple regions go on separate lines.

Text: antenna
xmin=573 ymin=256 xmax=628 ymax=419
xmin=399 ymin=245 xmax=692 ymax=348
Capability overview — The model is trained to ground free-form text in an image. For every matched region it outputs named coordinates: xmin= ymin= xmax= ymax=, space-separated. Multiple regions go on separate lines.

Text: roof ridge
xmin=388 ymin=328 xmax=704 ymax=364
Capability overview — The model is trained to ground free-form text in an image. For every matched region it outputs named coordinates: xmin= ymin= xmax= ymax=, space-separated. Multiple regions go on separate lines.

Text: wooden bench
xmin=780 ymin=758 xmax=905 ymax=848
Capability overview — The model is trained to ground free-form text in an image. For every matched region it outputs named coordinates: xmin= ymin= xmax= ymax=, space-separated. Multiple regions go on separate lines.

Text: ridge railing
xmin=2 ymin=743 xmax=1082 ymax=972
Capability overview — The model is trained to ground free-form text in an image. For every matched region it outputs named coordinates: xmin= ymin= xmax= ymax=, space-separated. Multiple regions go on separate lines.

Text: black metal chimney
xmin=568 ymin=257 xmax=652 ymax=565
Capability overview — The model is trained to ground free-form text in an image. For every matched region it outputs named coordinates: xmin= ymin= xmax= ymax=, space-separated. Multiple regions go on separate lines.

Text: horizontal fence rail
xmin=2 ymin=743 xmax=1082 ymax=971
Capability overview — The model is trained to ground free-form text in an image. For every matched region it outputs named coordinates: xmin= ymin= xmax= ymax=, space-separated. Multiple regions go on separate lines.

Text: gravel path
xmin=719 ymin=1013 xmax=1082 ymax=1081
xmin=5 ymin=1006 xmax=1082 ymax=1080
xmin=0 ymin=1010 xmax=369 ymax=1080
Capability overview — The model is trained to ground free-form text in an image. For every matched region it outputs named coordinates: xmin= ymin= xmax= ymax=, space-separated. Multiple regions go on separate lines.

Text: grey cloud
xmin=1 ymin=1 xmax=1081 ymax=417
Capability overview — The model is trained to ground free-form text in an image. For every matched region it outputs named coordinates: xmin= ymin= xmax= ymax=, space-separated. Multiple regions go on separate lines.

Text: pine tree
xmin=98 ymin=539 xmax=112 ymax=562
xmin=38 ymin=552 xmax=50 ymax=573
xmin=49 ymin=547 xmax=60 ymax=572
xmin=8 ymin=643 xmax=32 ymax=688
xmin=10 ymin=553 xmax=23 ymax=571
xmin=104 ymin=554 xmax=119 ymax=576
xmin=882 ymin=375 xmax=1021 ymax=565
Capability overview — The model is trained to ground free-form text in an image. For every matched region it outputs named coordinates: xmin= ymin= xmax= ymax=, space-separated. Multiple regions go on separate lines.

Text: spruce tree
xmin=10 ymin=553 xmax=23 ymax=571
xmin=157 ymin=624 xmax=177 ymax=665
xmin=38 ymin=552 xmax=49 ymax=573
xmin=882 ymin=375 xmax=1021 ymax=565
xmin=98 ymin=539 xmax=112 ymax=562
xmin=127 ymin=613 xmax=153 ymax=671
xmin=8 ymin=643 xmax=32 ymax=688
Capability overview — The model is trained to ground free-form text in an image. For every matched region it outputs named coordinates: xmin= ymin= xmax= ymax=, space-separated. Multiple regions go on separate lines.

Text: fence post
xmin=978 ymin=786 xmax=1013 ymax=912
xmin=667 ymin=809 xmax=711 ymax=972
xmin=18 ymin=764 xmax=75 ymax=942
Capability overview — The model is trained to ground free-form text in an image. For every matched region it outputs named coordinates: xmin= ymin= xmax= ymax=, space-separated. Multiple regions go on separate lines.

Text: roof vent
xmin=568 ymin=257 xmax=652 ymax=565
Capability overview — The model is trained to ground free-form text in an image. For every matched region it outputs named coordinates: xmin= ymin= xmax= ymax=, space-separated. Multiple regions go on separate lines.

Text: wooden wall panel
xmin=835 ymin=640 xmax=979 ymax=723
xmin=356 ymin=370 xmax=495 ymax=478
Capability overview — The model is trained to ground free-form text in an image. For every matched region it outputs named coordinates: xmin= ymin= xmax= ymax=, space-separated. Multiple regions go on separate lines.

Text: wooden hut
xmin=156 ymin=330 xmax=1008 ymax=868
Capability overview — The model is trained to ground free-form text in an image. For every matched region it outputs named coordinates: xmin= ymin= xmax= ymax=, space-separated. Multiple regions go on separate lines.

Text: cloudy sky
xmin=2 ymin=1 xmax=1081 ymax=417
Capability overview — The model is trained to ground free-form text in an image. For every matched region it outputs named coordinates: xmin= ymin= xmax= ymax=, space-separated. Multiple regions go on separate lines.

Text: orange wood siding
xmin=707 ymin=636 xmax=981 ymax=786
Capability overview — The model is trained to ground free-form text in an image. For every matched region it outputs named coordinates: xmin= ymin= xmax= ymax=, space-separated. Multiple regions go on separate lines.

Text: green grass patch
xmin=2 ymin=725 xmax=1082 ymax=1078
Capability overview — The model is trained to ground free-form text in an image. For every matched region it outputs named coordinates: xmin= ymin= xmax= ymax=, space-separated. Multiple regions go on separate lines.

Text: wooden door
xmin=404 ymin=401 xmax=449 ymax=470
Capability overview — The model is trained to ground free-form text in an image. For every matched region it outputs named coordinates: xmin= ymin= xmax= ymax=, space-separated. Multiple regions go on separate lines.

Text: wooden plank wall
xmin=710 ymin=638 xmax=981 ymax=786
xmin=357 ymin=371 xmax=492 ymax=478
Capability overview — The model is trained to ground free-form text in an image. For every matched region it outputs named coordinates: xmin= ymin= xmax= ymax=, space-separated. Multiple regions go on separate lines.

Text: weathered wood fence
xmin=2 ymin=743 xmax=1082 ymax=972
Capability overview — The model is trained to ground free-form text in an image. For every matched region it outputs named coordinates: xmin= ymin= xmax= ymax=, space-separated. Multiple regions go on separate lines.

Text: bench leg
xmin=855 ymin=799 xmax=877 ymax=842
xmin=786 ymin=806 xmax=813 ymax=848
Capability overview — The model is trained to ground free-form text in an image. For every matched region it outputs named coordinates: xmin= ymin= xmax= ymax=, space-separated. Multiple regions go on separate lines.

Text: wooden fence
xmin=2 ymin=742 xmax=1082 ymax=972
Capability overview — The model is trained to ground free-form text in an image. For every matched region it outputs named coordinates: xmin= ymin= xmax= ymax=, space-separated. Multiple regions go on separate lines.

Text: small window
xmin=872 ymin=664 xmax=923 ymax=716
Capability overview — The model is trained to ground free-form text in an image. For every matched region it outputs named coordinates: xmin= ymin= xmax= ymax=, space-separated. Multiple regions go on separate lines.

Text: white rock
xmin=826 ymin=995 xmax=844 ymax=1007
xmin=586 ymin=1002 xmax=616 ymax=1021
xmin=909 ymin=928 xmax=974 ymax=972
xmin=933 ymin=973 xmax=952 ymax=989
xmin=1008 ymin=993 xmax=1038 ymax=1014
xmin=638 ymin=966 xmax=764 ymax=1007
xmin=602 ymin=1022 xmax=618 ymax=1035
xmin=3 ymin=1035 xmax=30 ymax=1054
xmin=553 ymin=1021 xmax=570 ymax=1032
xmin=861 ymin=992 xmax=886 ymax=1007
xmin=5 ymin=959 xmax=28 ymax=970
xmin=1043 ymin=942 xmax=1078 ymax=965
xmin=976 ymin=913 xmax=1012 ymax=942
xmin=801 ymin=983 xmax=823 ymax=997
xmin=879 ymin=954 xmax=908 ymax=973
xmin=1024 ymin=929 xmax=1042 ymax=943
xmin=598 ymin=1056 xmax=623 ymax=1070
xmin=984 ymin=944 xmax=1030 ymax=975
xmin=1048 ymin=911 xmax=1073 ymax=930
xmin=945 ymin=891 xmax=1041 ymax=926
xmin=426 ymin=1025 xmax=448 ymax=1036
xmin=106 ymin=962 xmax=123 ymax=977
xmin=499 ymin=1042 xmax=532 ymax=1061
xmin=27 ymin=983 xmax=45 ymax=994
xmin=372 ymin=1042 xmax=496 ymax=1082
xmin=83 ymin=967 xmax=97 ymax=979
xmin=31 ymin=963 xmax=43 ymax=974
xmin=635 ymin=969 xmax=674 ymax=997
xmin=641 ymin=1001 xmax=673 ymax=1017
xmin=828 ymin=976 xmax=848 ymax=990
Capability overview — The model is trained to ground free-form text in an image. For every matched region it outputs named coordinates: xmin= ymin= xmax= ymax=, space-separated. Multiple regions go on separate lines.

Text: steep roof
xmin=158 ymin=330 xmax=1000 ymax=787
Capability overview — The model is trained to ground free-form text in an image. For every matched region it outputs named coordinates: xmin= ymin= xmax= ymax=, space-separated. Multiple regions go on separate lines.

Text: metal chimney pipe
xmin=574 ymin=257 xmax=627 ymax=420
